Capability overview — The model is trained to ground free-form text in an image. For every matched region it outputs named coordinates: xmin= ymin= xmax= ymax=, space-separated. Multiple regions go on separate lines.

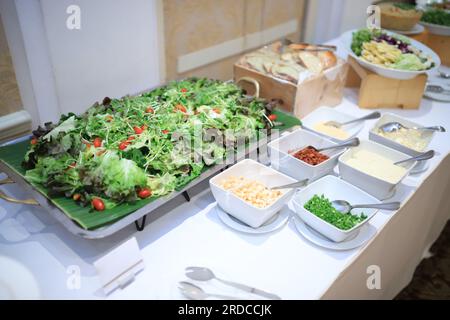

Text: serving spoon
xmin=393 ymin=150 xmax=435 ymax=166
xmin=312 ymin=137 xmax=360 ymax=152
xmin=178 ymin=281 xmax=241 ymax=300
xmin=379 ymin=122 xmax=446 ymax=134
xmin=185 ymin=266 xmax=281 ymax=300
xmin=270 ymin=179 xmax=309 ymax=190
xmin=331 ymin=200 xmax=401 ymax=214
xmin=438 ymin=70 xmax=450 ymax=79
xmin=324 ymin=111 xmax=381 ymax=128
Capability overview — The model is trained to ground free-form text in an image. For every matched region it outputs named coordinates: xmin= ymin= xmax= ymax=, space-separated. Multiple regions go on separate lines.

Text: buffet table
xmin=0 ymin=45 xmax=449 ymax=300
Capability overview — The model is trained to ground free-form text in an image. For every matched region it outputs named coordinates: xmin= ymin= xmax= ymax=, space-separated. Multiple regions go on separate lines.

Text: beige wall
xmin=0 ymin=15 xmax=22 ymax=117
xmin=163 ymin=0 xmax=306 ymax=81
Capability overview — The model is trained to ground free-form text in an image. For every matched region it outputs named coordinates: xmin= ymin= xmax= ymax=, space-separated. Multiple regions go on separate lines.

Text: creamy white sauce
xmin=345 ymin=149 xmax=407 ymax=184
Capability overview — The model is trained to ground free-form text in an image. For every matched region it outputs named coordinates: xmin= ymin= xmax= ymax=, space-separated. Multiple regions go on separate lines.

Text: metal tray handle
xmin=236 ymin=77 xmax=260 ymax=98
xmin=0 ymin=177 xmax=39 ymax=205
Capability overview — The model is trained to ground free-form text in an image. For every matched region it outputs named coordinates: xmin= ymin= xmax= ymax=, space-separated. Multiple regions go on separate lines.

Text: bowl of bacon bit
xmin=268 ymin=129 xmax=345 ymax=182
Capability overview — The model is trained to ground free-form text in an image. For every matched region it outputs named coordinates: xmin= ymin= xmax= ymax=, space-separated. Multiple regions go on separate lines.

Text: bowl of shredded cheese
xmin=210 ymin=159 xmax=297 ymax=228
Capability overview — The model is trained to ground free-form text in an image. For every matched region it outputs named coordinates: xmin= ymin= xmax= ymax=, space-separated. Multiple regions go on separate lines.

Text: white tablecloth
xmin=0 ymin=60 xmax=449 ymax=300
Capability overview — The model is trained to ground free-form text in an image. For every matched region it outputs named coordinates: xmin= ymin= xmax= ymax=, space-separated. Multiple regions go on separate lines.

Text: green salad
xmin=304 ymin=194 xmax=367 ymax=230
xmin=351 ymin=28 xmax=434 ymax=71
xmin=421 ymin=9 xmax=450 ymax=27
xmin=23 ymin=78 xmax=274 ymax=211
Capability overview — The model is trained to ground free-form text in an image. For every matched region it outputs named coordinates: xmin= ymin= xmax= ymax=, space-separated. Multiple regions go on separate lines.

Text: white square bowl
xmin=210 ymin=159 xmax=297 ymax=228
xmin=292 ymin=175 xmax=380 ymax=242
xmin=369 ymin=113 xmax=435 ymax=172
xmin=338 ymin=140 xmax=416 ymax=200
xmin=268 ymin=129 xmax=344 ymax=182
xmin=301 ymin=106 xmax=364 ymax=142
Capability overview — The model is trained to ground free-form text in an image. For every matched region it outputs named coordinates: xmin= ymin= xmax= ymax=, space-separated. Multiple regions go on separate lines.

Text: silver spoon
xmin=313 ymin=137 xmax=360 ymax=152
xmin=270 ymin=179 xmax=309 ymax=191
xmin=331 ymin=200 xmax=401 ymax=214
xmin=178 ymin=281 xmax=241 ymax=300
xmin=438 ymin=70 xmax=450 ymax=79
xmin=324 ymin=111 xmax=381 ymax=128
xmin=393 ymin=150 xmax=435 ymax=166
xmin=379 ymin=122 xmax=445 ymax=134
xmin=185 ymin=266 xmax=281 ymax=300
xmin=426 ymin=84 xmax=450 ymax=95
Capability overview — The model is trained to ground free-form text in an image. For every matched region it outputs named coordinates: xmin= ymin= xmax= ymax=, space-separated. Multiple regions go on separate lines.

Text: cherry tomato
xmin=30 ymin=138 xmax=38 ymax=145
xmin=175 ymin=104 xmax=187 ymax=113
xmin=268 ymin=114 xmax=277 ymax=121
xmin=92 ymin=198 xmax=105 ymax=211
xmin=127 ymin=135 xmax=135 ymax=141
xmin=93 ymin=137 xmax=102 ymax=148
xmin=73 ymin=193 xmax=81 ymax=201
xmin=119 ymin=141 xmax=129 ymax=150
xmin=106 ymin=115 xmax=113 ymax=122
xmin=146 ymin=106 xmax=154 ymax=113
xmin=181 ymin=88 xmax=187 ymax=93
xmin=213 ymin=108 xmax=221 ymax=114
xmin=141 ymin=125 xmax=148 ymax=131
xmin=162 ymin=130 xmax=169 ymax=134
xmin=133 ymin=126 xmax=143 ymax=134
xmin=85 ymin=143 xmax=91 ymax=150
xmin=138 ymin=188 xmax=152 ymax=199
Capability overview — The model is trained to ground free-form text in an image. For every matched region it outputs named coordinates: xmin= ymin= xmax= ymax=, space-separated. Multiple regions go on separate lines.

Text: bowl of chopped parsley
xmin=292 ymin=175 xmax=380 ymax=242
xmin=420 ymin=9 xmax=450 ymax=36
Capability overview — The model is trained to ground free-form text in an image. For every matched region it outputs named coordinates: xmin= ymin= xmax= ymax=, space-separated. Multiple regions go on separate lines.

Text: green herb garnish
xmin=304 ymin=194 xmax=367 ymax=230
xmin=393 ymin=3 xmax=417 ymax=11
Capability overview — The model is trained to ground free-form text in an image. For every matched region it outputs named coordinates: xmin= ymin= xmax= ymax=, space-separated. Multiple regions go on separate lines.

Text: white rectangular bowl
xmin=210 ymin=159 xmax=297 ymax=228
xmin=268 ymin=129 xmax=344 ymax=182
xmin=369 ymin=113 xmax=435 ymax=172
xmin=338 ymin=140 xmax=416 ymax=200
xmin=301 ymin=106 xmax=364 ymax=142
xmin=292 ymin=175 xmax=380 ymax=242
xmin=369 ymin=113 xmax=435 ymax=157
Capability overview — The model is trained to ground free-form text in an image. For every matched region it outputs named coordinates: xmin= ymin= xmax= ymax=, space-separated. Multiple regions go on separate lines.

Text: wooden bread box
xmin=234 ymin=57 xmax=349 ymax=119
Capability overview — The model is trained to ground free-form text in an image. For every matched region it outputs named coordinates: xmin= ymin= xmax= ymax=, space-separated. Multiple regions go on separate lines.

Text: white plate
xmin=424 ymin=82 xmax=450 ymax=102
xmin=292 ymin=216 xmax=377 ymax=251
xmin=340 ymin=29 xmax=441 ymax=80
xmin=419 ymin=21 xmax=450 ymax=36
xmin=216 ymin=204 xmax=290 ymax=234
xmin=387 ymin=24 xmax=425 ymax=35
xmin=300 ymin=106 xmax=364 ymax=143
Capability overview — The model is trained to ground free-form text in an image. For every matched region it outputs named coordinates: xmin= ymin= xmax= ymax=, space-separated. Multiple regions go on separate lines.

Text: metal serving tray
xmin=0 ymin=134 xmax=276 ymax=239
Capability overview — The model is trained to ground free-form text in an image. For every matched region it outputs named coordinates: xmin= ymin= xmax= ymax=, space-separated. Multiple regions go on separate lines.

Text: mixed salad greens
xmin=22 ymin=78 xmax=275 ymax=212
xmin=351 ymin=28 xmax=434 ymax=71
xmin=422 ymin=9 xmax=450 ymax=26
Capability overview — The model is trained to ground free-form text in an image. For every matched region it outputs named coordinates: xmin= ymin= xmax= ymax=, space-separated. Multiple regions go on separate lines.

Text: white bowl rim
xmin=369 ymin=112 xmax=435 ymax=153
xmin=300 ymin=106 xmax=364 ymax=141
xmin=341 ymin=28 xmax=441 ymax=76
xmin=338 ymin=139 xmax=417 ymax=186
xmin=268 ymin=129 xmax=343 ymax=169
xmin=419 ymin=21 xmax=450 ymax=30
xmin=210 ymin=158 xmax=295 ymax=212
xmin=292 ymin=175 xmax=380 ymax=234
